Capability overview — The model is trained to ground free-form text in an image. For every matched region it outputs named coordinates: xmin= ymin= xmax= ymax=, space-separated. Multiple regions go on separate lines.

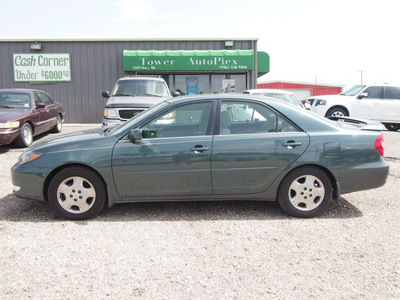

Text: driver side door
xmin=112 ymin=101 xmax=215 ymax=198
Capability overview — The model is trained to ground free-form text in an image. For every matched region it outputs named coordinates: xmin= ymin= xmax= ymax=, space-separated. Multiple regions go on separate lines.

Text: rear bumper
xmin=337 ymin=161 xmax=389 ymax=195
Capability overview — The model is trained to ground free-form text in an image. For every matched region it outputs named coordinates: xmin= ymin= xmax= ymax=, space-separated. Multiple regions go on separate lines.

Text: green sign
xmin=123 ymin=50 xmax=254 ymax=72
xmin=13 ymin=53 xmax=71 ymax=82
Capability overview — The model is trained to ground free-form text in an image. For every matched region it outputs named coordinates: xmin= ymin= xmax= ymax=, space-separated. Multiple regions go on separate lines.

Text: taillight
xmin=375 ymin=134 xmax=384 ymax=156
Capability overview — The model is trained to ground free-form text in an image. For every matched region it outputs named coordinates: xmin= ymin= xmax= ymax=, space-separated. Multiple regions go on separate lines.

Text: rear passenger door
xmin=211 ymin=100 xmax=309 ymax=195
xmin=32 ymin=92 xmax=50 ymax=135
xmin=381 ymin=86 xmax=400 ymax=122
xmin=37 ymin=92 xmax=59 ymax=131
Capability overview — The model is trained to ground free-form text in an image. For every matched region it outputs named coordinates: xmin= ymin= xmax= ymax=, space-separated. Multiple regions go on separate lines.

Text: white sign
xmin=13 ymin=53 xmax=71 ymax=82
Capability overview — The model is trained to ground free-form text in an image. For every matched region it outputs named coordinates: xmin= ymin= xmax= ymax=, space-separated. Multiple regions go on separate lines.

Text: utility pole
xmin=357 ymin=70 xmax=367 ymax=84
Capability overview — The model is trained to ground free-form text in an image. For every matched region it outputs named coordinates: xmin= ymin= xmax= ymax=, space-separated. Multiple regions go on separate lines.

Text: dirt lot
xmin=0 ymin=126 xmax=399 ymax=299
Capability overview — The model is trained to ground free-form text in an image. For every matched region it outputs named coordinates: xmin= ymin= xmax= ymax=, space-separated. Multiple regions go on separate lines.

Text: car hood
xmin=0 ymin=108 xmax=29 ymax=121
xmin=28 ymin=127 xmax=113 ymax=152
xmin=105 ymin=95 xmax=170 ymax=107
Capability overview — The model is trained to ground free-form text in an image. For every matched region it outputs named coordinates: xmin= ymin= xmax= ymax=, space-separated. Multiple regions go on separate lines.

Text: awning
xmin=123 ymin=49 xmax=255 ymax=72
xmin=257 ymin=51 xmax=270 ymax=77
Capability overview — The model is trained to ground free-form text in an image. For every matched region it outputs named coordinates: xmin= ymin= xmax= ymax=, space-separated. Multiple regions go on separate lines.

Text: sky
xmin=1 ymin=0 xmax=399 ymax=86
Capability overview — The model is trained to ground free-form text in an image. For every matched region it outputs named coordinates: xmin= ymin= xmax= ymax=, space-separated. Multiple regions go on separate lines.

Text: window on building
xmin=211 ymin=74 xmax=246 ymax=94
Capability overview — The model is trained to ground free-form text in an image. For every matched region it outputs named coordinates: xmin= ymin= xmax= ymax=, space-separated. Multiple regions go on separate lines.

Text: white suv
xmin=308 ymin=84 xmax=400 ymax=131
xmin=102 ymin=76 xmax=174 ymax=127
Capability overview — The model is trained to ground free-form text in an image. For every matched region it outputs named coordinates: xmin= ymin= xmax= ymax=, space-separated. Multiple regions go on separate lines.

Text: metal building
xmin=258 ymin=80 xmax=343 ymax=101
xmin=1 ymin=38 xmax=269 ymax=123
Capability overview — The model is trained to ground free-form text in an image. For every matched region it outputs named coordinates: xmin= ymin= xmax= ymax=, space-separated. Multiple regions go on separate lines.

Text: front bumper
xmin=11 ymin=162 xmax=47 ymax=201
xmin=102 ymin=118 xmax=125 ymax=127
xmin=0 ymin=128 xmax=20 ymax=146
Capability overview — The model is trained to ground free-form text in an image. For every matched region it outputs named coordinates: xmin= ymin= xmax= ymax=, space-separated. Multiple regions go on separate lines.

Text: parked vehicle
xmin=243 ymin=89 xmax=309 ymax=109
xmin=102 ymin=76 xmax=176 ymax=127
xmin=0 ymin=89 xmax=65 ymax=147
xmin=307 ymin=84 xmax=400 ymax=131
xmin=12 ymin=94 xmax=388 ymax=220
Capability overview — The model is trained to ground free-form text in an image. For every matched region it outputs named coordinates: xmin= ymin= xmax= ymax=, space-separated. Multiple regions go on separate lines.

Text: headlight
xmin=0 ymin=121 xmax=20 ymax=129
xmin=19 ymin=151 xmax=43 ymax=164
xmin=103 ymin=108 xmax=118 ymax=118
xmin=316 ymin=99 xmax=327 ymax=106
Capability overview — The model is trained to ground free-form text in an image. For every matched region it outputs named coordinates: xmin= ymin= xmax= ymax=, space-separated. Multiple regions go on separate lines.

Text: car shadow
xmin=0 ymin=132 xmax=53 ymax=153
xmin=0 ymin=194 xmax=362 ymax=223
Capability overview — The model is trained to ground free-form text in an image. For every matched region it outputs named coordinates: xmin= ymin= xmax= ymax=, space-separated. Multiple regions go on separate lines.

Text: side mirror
xmin=304 ymin=102 xmax=311 ymax=110
xmin=128 ymin=128 xmax=143 ymax=142
xmin=36 ymin=103 xmax=45 ymax=109
xmin=357 ymin=92 xmax=368 ymax=99
xmin=172 ymin=91 xmax=180 ymax=97
xmin=102 ymin=91 xmax=111 ymax=98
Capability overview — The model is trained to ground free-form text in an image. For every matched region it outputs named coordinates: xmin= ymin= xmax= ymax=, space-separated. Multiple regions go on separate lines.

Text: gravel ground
xmin=0 ymin=127 xmax=399 ymax=299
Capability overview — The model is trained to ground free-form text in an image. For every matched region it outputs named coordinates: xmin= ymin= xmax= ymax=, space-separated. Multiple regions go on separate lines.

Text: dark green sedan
xmin=12 ymin=94 xmax=389 ymax=220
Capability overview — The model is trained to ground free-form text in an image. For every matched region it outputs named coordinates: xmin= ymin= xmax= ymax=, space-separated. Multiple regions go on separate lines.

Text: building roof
xmin=258 ymin=80 xmax=344 ymax=88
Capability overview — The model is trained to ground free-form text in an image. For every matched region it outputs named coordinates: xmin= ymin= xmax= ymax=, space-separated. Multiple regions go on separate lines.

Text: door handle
xmin=283 ymin=141 xmax=302 ymax=148
xmin=190 ymin=145 xmax=210 ymax=153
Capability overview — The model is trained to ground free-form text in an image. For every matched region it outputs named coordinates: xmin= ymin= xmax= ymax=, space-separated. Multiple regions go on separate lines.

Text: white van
xmin=308 ymin=84 xmax=400 ymax=131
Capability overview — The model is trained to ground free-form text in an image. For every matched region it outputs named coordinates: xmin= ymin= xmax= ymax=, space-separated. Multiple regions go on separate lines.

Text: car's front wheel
xmin=277 ymin=166 xmax=333 ymax=218
xmin=47 ymin=166 xmax=106 ymax=220
xmin=325 ymin=107 xmax=347 ymax=118
xmin=15 ymin=123 xmax=33 ymax=148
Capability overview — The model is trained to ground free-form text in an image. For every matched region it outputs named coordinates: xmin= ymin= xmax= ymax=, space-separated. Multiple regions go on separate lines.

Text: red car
xmin=0 ymin=89 xmax=65 ymax=147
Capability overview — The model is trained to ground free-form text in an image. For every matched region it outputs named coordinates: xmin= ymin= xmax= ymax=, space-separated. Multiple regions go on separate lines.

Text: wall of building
xmin=258 ymin=81 xmax=343 ymax=99
xmin=1 ymin=39 xmax=257 ymax=123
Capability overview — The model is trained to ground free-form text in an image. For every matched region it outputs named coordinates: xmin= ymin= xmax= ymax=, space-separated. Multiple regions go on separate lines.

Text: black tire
xmin=277 ymin=166 xmax=333 ymax=218
xmin=384 ymin=123 xmax=400 ymax=131
xmin=47 ymin=166 xmax=106 ymax=220
xmin=15 ymin=123 xmax=33 ymax=148
xmin=51 ymin=114 xmax=63 ymax=133
xmin=325 ymin=107 xmax=347 ymax=118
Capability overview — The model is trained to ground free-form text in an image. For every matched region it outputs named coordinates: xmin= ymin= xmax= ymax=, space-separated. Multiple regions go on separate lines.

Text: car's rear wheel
xmin=51 ymin=114 xmax=63 ymax=133
xmin=47 ymin=166 xmax=106 ymax=220
xmin=277 ymin=166 xmax=333 ymax=218
xmin=325 ymin=107 xmax=347 ymax=117
xmin=15 ymin=123 xmax=33 ymax=148
xmin=384 ymin=123 xmax=400 ymax=131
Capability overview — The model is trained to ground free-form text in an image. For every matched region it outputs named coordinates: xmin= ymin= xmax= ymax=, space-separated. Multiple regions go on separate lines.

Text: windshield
xmin=112 ymin=79 xmax=170 ymax=97
xmin=339 ymin=85 xmax=366 ymax=96
xmin=107 ymin=100 xmax=170 ymax=136
xmin=0 ymin=92 xmax=31 ymax=108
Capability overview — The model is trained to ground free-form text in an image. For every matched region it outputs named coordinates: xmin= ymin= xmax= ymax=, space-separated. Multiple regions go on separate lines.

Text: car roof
xmin=0 ymin=88 xmax=36 ymax=93
xmin=118 ymin=76 xmax=166 ymax=82
xmin=243 ymin=89 xmax=295 ymax=95
xmin=164 ymin=93 xmax=294 ymax=109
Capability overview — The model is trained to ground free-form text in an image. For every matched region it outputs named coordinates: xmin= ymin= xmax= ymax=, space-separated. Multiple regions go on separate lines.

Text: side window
xmin=384 ymin=87 xmax=400 ymax=99
xmin=363 ymin=86 xmax=382 ymax=98
xmin=38 ymin=92 xmax=55 ymax=106
xmin=220 ymin=101 xmax=299 ymax=134
xmin=141 ymin=102 xmax=212 ymax=138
